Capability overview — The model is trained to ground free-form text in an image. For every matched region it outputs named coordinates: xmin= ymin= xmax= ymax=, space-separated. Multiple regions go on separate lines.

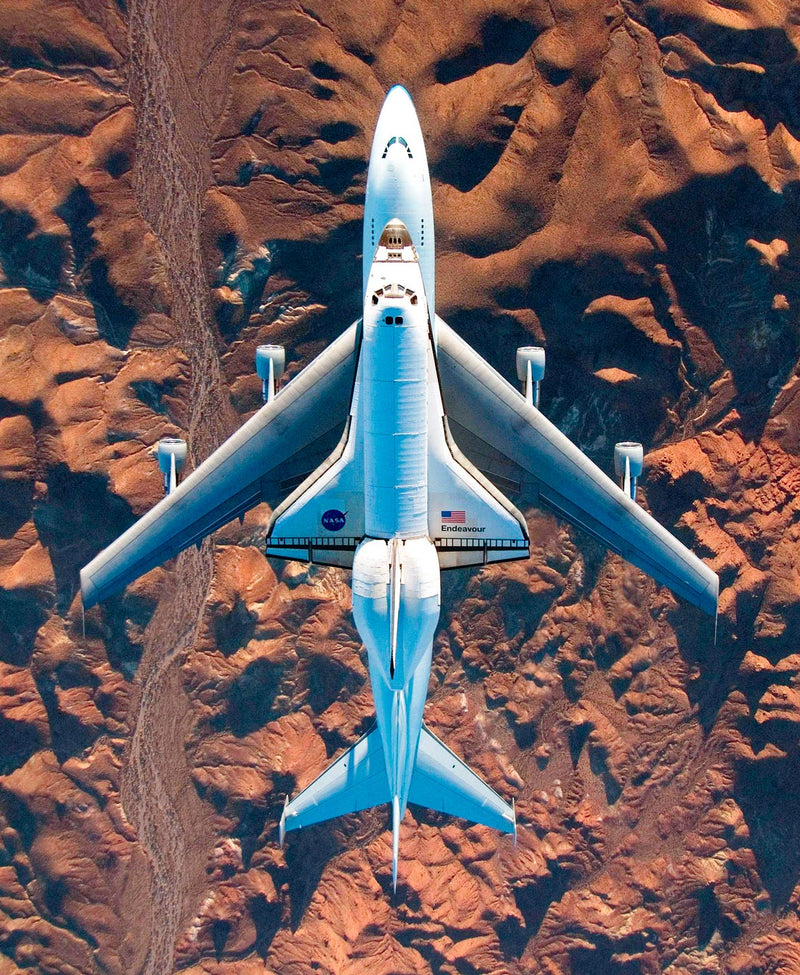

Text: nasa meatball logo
xmin=321 ymin=509 xmax=346 ymax=532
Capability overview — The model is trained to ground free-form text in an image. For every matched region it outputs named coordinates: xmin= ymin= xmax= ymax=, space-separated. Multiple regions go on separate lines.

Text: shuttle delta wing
xmin=427 ymin=344 xmax=529 ymax=569
xmin=435 ymin=319 xmax=718 ymax=616
xmin=80 ymin=323 xmax=361 ymax=608
xmin=266 ymin=346 xmax=365 ymax=567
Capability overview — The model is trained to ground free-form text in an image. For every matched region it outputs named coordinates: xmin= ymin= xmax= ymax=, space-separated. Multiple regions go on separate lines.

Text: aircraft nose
xmin=384 ymin=84 xmax=413 ymax=107
xmin=377 ymin=84 xmax=418 ymax=128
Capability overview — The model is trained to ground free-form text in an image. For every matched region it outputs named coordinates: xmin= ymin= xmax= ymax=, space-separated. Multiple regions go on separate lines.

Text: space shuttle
xmin=81 ymin=86 xmax=718 ymax=891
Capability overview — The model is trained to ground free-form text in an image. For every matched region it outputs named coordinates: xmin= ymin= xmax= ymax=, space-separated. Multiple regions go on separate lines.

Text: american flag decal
xmin=441 ymin=510 xmax=465 ymax=524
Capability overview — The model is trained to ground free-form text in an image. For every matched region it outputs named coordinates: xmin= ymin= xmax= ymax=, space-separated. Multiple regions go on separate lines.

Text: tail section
xmin=392 ymin=795 xmax=401 ymax=893
xmin=408 ymin=724 xmax=516 ymax=835
xmin=279 ymin=723 xmax=517 ymax=888
xmin=280 ymin=725 xmax=390 ymax=835
xmin=280 ymin=722 xmax=516 ymax=836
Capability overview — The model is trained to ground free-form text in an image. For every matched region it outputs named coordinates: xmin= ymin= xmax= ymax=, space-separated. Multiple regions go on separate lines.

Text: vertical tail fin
xmin=392 ymin=795 xmax=401 ymax=893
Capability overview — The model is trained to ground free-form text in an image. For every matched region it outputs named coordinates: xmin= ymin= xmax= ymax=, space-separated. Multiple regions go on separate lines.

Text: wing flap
xmin=81 ymin=322 xmax=360 ymax=607
xmin=436 ymin=317 xmax=718 ymax=616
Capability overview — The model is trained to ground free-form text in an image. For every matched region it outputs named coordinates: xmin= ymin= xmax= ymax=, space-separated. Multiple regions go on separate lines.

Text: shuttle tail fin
xmin=407 ymin=725 xmax=516 ymax=835
xmin=280 ymin=725 xmax=390 ymax=835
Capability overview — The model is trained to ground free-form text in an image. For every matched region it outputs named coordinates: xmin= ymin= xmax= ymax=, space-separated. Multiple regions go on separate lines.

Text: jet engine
xmin=256 ymin=344 xmax=285 ymax=403
xmin=157 ymin=437 xmax=187 ymax=494
xmin=614 ymin=441 xmax=643 ymax=500
xmin=516 ymin=346 xmax=545 ymax=408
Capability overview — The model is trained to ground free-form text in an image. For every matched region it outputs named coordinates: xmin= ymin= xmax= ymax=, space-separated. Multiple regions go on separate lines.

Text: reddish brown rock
xmin=1 ymin=0 xmax=800 ymax=973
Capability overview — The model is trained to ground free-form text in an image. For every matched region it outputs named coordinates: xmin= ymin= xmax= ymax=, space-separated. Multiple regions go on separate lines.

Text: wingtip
xmin=707 ymin=571 xmax=720 ymax=620
xmin=512 ymin=797 xmax=517 ymax=848
xmin=79 ymin=567 xmax=98 ymax=611
xmin=279 ymin=795 xmax=288 ymax=850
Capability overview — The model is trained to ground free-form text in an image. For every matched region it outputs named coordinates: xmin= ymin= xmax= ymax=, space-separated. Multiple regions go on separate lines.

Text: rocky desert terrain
xmin=1 ymin=1 xmax=799 ymax=973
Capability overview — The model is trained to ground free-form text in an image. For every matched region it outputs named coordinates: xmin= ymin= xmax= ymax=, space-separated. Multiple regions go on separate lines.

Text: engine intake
xmin=256 ymin=345 xmax=286 ymax=403
xmin=614 ymin=441 xmax=643 ymax=500
xmin=516 ymin=347 xmax=545 ymax=408
xmin=157 ymin=438 xmax=187 ymax=494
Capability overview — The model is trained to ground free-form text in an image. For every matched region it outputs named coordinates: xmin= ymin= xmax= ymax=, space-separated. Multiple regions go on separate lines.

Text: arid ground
xmin=1 ymin=1 xmax=800 ymax=973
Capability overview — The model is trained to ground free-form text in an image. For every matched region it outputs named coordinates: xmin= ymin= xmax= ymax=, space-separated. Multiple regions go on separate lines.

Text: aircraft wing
xmin=80 ymin=322 xmax=361 ymax=608
xmin=435 ymin=318 xmax=718 ymax=616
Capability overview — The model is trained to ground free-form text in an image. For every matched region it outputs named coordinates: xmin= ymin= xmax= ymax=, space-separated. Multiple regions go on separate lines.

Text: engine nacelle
xmin=256 ymin=344 xmax=285 ymax=403
xmin=516 ymin=346 xmax=545 ymax=408
xmin=157 ymin=437 xmax=187 ymax=494
xmin=614 ymin=441 xmax=643 ymax=500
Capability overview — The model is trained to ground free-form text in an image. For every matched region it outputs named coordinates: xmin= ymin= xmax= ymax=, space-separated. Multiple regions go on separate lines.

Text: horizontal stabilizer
xmin=408 ymin=725 xmax=516 ymax=835
xmin=281 ymin=724 xmax=390 ymax=834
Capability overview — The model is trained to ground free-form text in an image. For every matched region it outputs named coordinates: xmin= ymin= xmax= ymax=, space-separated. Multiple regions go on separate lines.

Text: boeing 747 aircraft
xmin=81 ymin=86 xmax=718 ymax=891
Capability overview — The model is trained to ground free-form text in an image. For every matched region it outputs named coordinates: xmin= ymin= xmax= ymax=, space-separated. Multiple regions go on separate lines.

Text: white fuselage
xmin=363 ymin=86 xmax=435 ymax=333
xmin=353 ymin=88 xmax=441 ymax=821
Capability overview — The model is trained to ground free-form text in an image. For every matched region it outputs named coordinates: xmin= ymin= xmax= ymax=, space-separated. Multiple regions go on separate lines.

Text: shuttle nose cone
xmin=378 ymin=219 xmax=413 ymax=249
xmin=382 ymin=84 xmax=413 ymax=108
